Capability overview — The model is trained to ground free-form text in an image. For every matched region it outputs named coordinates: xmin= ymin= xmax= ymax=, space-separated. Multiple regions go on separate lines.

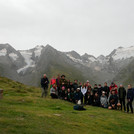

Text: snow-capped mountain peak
xmin=34 ymin=45 xmax=44 ymax=57
xmin=0 ymin=48 xmax=7 ymax=56
xmin=111 ymin=46 xmax=134 ymax=60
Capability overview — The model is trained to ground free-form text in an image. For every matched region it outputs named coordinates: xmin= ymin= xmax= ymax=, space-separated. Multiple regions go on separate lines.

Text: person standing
xmin=118 ymin=84 xmax=126 ymax=111
xmin=41 ymin=74 xmax=49 ymax=98
xmin=98 ymin=84 xmax=103 ymax=97
xmin=73 ymin=80 xmax=79 ymax=91
xmin=109 ymin=82 xmax=118 ymax=94
xmin=103 ymin=82 xmax=110 ymax=98
xmin=127 ymin=84 xmax=133 ymax=113
xmin=81 ymin=83 xmax=87 ymax=104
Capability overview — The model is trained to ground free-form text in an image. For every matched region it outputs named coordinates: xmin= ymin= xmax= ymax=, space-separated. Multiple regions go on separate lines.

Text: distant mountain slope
xmin=113 ymin=59 xmax=134 ymax=86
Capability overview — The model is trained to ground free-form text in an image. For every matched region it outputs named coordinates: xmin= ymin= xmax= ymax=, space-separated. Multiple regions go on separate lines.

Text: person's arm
xmin=118 ymin=88 xmax=120 ymax=98
xmin=109 ymin=96 xmax=112 ymax=103
xmin=47 ymin=78 xmax=49 ymax=84
xmin=41 ymin=78 xmax=44 ymax=87
xmin=124 ymin=88 xmax=126 ymax=98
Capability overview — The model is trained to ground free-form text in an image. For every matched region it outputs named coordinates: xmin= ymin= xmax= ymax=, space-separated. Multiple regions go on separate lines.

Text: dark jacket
xmin=109 ymin=94 xmax=118 ymax=105
xmin=74 ymin=92 xmax=82 ymax=101
xmin=41 ymin=77 xmax=49 ymax=88
xmin=73 ymin=83 xmax=79 ymax=91
xmin=93 ymin=87 xmax=98 ymax=95
xmin=127 ymin=88 xmax=133 ymax=102
xmin=92 ymin=96 xmax=100 ymax=106
xmin=118 ymin=87 xmax=126 ymax=99
xmin=103 ymin=86 xmax=110 ymax=96
xmin=98 ymin=87 xmax=103 ymax=97
xmin=59 ymin=79 xmax=68 ymax=87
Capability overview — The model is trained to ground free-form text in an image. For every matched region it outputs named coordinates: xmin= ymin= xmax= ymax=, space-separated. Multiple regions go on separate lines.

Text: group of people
xmin=41 ymin=74 xmax=134 ymax=113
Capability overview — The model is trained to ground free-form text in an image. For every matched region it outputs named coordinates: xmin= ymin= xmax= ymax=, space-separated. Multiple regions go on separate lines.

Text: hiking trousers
xmin=41 ymin=87 xmax=48 ymax=98
xmin=127 ymin=101 xmax=133 ymax=113
xmin=119 ymin=98 xmax=126 ymax=111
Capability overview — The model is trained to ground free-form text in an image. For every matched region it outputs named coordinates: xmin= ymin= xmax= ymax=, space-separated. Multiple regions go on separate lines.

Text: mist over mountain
xmin=0 ymin=43 xmax=134 ymax=87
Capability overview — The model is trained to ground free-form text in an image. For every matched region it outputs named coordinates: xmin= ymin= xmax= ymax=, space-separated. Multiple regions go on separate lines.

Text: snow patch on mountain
xmin=0 ymin=48 xmax=7 ymax=56
xmin=88 ymin=57 xmax=96 ymax=62
xmin=17 ymin=51 xmax=35 ymax=74
xmin=34 ymin=45 xmax=43 ymax=57
xmin=9 ymin=53 xmax=18 ymax=61
xmin=112 ymin=46 xmax=134 ymax=60
xmin=66 ymin=54 xmax=83 ymax=63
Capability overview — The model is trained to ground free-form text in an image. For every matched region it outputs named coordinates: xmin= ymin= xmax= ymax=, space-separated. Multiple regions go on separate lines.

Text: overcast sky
xmin=0 ymin=0 xmax=134 ymax=57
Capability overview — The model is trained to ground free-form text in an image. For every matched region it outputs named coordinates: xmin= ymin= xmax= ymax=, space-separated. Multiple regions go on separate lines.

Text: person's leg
xmin=84 ymin=96 xmax=87 ymax=105
xmin=130 ymin=101 xmax=133 ymax=113
xmin=44 ymin=87 xmax=48 ymax=98
xmin=81 ymin=94 xmax=83 ymax=104
xmin=120 ymin=99 xmax=122 ymax=110
xmin=123 ymin=99 xmax=126 ymax=111
xmin=127 ymin=102 xmax=130 ymax=113
xmin=41 ymin=88 xmax=45 ymax=97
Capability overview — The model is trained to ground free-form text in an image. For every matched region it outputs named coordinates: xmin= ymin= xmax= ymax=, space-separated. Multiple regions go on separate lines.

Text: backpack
xmin=73 ymin=105 xmax=86 ymax=111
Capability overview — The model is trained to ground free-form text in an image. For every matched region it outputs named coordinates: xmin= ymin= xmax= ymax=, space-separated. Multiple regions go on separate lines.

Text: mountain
xmin=0 ymin=43 xmax=25 ymax=81
xmin=0 ymin=43 xmax=134 ymax=87
xmin=0 ymin=44 xmax=95 ymax=86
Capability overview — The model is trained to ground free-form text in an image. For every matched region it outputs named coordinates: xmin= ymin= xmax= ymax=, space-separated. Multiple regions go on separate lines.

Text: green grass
xmin=0 ymin=76 xmax=134 ymax=134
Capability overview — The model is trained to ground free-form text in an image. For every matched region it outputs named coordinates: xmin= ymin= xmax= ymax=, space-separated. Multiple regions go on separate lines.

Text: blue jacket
xmin=127 ymin=88 xmax=133 ymax=102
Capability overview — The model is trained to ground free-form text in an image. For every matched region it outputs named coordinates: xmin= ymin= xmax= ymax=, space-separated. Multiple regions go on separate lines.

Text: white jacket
xmin=81 ymin=87 xmax=87 ymax=96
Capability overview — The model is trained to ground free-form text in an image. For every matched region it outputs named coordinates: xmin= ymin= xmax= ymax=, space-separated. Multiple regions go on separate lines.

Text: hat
xmin=61 ymin=74 xmax=65 ymax=77
xmin=77 ymin=88 xmax=80 ymax=90
xmin=102 ymin=91 xmax=105 ymax=94
xmin=86 ymin=80 xmax=89 ymax=83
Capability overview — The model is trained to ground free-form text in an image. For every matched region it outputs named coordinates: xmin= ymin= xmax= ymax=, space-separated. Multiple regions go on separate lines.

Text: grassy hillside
xmin=0 ymin=76 xmax=134 ymax=134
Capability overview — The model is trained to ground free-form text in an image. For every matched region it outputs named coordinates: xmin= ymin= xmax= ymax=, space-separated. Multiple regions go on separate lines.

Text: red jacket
xmin=50 ymin=79 xmax=56 ymax=86
xmin=109 ymin=84 xmax=118 ymax=94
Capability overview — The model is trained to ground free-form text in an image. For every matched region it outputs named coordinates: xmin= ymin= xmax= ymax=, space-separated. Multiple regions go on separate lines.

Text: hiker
xmin=73 ymin=80 xmax=79 ymax=91
xmin=118 ymin=84 xmax=126 ymax=111
xmin=86 ymin=80 xmax=90 ymax=87
xmin=67 ymin=88 xmax=72 ymax=102
xmin=41 ymin=74 xmax=49 ymax=98
xmin=127 ymin=84 xmax=133 ymax=113
xmin=50 ymin=84 xmax=58 ymax=99
xmin=100 ymin=91 xmax=108 ymax=108
xmin=93 ymin=84 xmax=98 ymax=95
xmin=92 ymin=92 xmax=100 ymax=107
xmin=61 ymin=86 xmax=66 ymax=100
xmin=60 ymin=75 xmax=68 ymax=88
xmin=71 ymin=88 xmax=75 ymax=103
xmin=109 ymin=82 xmax=118 ymax=94
xmin=74 ymin=88 xmax=82 ymax=104
xmin=50 ymin=76 xmax=56 ymax=87
xmin=85 ymin=88 xmax=93 ymax=105
xmin=108 ymin=89 xmax=118 ymax=110
xmin=81 ymin=83 xmax=87 ymax=104
xmin=79 ymin=82 xmax=82 ymax=89
xmin=103 ymin=82 xmax=110 ymax=98
xmin=98 ymin=84 xmax=103 ymax=97
xmin=67 ymin=82 xmax=74 ymax=90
